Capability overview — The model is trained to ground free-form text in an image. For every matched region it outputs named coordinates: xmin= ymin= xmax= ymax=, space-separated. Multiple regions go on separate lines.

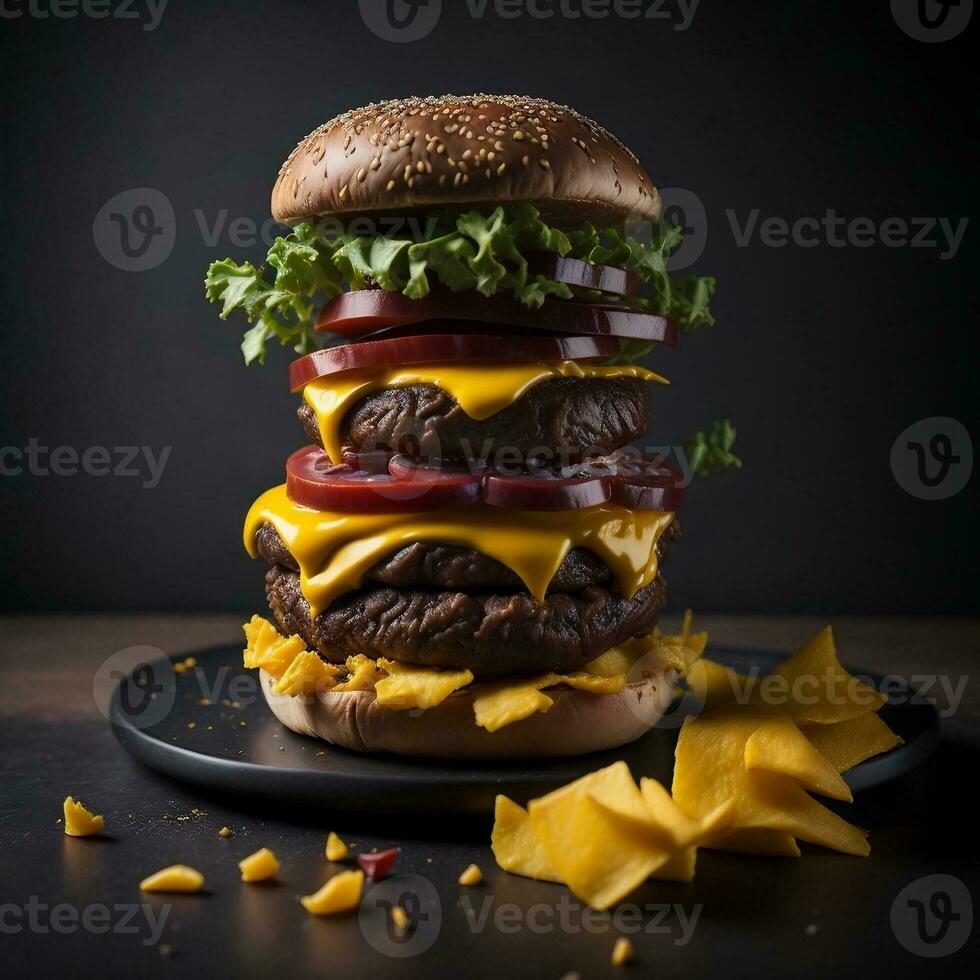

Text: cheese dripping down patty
xmin=244 ymin=486 xmax=675 ymax=617
xmin=301 ymin=360 xmax=668 ymax=463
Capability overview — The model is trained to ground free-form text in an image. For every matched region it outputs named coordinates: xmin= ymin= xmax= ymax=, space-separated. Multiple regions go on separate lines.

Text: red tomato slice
xmin=313 ymin=289 xmax=675 ymax=345
xmin=285 ymin=448 xmax=686 ymax=514
xmin=288 ymin=332 xmax=621 ymax=392
xmin=527 ymin=253 xmax=641 ymax=297
xmin=285 ymin=446 xmax=482 ymax=513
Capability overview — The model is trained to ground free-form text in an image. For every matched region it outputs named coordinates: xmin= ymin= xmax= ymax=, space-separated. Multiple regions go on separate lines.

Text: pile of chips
xmin=492 ymin=624 xmax=901 ymax=907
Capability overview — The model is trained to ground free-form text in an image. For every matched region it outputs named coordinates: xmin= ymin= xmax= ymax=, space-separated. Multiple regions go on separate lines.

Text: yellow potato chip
xmin=802 ymin=712 xmax=902 ymax=773
xmin=472 ymin=675 xmax=560 ymax=732
xmin=771 ymin=626 xmax=886 ymax=724
xmin=686 ymin=658 xmax=758 ymax=712
xmin=491 ymin=796 xmax=562 ymax=883
xmin=743 ymin=714 xmax=852 ymax=802
xmin=583 ymin=645 xmax=640 ymax=678
xmin=273 ymin=651 xmax=342 ymax=697
xmin=374 ymin=660 xmax=473 ymax=710
xmin=529 ymin=792 xmax=673 ymax=910
xmin=637 ymin=778 xmax=734 ymax=882
xmin=334 ymin=654 xmax=386 ymax=692
xmin=242 ymin=616 xmax=307 ymax=678
xmin=553 ymin=672 xmax=626 ymax=695
xmin=673 ymin=704 xmax=870 ymax=857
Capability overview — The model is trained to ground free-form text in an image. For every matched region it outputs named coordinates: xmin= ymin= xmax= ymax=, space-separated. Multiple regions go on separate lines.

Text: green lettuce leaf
xmin=683 ymin=420 xmax=742 ymax=478
xmin=205 ymin=204 xmax=714 ymax=364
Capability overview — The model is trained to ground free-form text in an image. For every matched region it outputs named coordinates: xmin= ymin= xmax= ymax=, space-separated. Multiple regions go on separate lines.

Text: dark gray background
xmin=0 ymin=0 xmax=976 ymax=613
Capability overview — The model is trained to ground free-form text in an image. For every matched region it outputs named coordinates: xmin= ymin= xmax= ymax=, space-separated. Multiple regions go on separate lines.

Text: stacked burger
xmin=207 ymin=95 xmax=733 ymax=758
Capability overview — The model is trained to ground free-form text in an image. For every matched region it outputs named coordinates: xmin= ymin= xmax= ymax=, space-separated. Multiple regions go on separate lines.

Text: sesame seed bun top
xmin=271 ymin=94 xmax=661 ymax=228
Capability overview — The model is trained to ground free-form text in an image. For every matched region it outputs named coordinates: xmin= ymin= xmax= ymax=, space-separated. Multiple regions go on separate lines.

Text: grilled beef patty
xmin=264 ymin=564 xmax=667 ymax=677
xmin=298 ymin=375 xmax=650 ymax=461
xmin=254 ymin=521 xmax=678 ymax=676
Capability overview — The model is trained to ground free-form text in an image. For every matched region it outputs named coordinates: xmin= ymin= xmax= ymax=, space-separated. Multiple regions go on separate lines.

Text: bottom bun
xmin=260 ymin=668 xmax=676 ymax=759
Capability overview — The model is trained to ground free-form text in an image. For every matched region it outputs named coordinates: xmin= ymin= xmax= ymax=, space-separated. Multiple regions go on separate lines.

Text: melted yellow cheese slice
xmin=302 ymin=361 xmax=668 ymax=462
xmin=245 ymin=486 xmax=674 ymax=616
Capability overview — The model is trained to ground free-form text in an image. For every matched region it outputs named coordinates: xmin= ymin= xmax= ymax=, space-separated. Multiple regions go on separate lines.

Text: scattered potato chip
xmin=491 ymin=796 xmax=562 ymax=883
xmin=325 ymin=831 xmax=349 ymax=862
xmin=686 ymin=658 xmax=758 ymax=711
xmin=333 ymin=655 xmax=386 ymax=692
xmin=473 ymin=674 xmax=560 ymax=731
xmin=802 ymin=712 xmax=902 ymax=773
xmin=526 ymin=763 xmax=724 ymax=908
xmin=300 ymin=870 xmax=363 ymax=915
xmin=273 ymin=651 xmax=342 ymax=697
xmin=239 ymin=847 xmax=280 ymax=882
xmin=458 ymin=864 xmax=483 ymax=886
xmin=63 ymin=797 xmax=104 ymax=837
xmin=771 ymin=626 xmax=886 ymax=724
xmin=375 ymin=660 xmax=474 ymax=710
xmin=140 ymin=864 xmax=205 ymax=893
xmin=744 ymin=713 xmax=852 ymax=802
xmin=673 ymin=704 xmax=870 ymax=857
xmin=637 ymin=778 xmax=734 ymax=882
xmin=242 ymin=616 xmax=307 ymax=679
xmin=611 ymin=936 xmax=634 ymax=966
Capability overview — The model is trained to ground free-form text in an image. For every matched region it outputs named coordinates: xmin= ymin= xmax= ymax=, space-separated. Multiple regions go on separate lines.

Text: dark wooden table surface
xmin=2 ymin=614 xmax=977 ymax=978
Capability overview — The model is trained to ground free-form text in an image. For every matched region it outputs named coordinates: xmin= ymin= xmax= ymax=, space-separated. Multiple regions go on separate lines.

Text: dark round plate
xmin=109 ymin=644 xmax=939 ymax=815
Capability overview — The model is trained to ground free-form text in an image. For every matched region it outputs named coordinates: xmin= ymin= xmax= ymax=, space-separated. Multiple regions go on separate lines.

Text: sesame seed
xmin=454 ymin=172 xmax=463 ymax=187
xmin=497 ymin=163 xmax=507 ymax=175
xmin=540 ymin=158 xmax=551 ymax=169
xmin=522 ymin=155 xmax=530 ymax=166
xmin=386 ymin=180 xmax=395 ymax=191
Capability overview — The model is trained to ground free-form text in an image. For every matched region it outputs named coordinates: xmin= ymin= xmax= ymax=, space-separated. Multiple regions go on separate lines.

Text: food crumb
xmin=218 ymin=826 xmax=233 ymax=838
xmin=187 ymin=722 xmax=196 ymax=730
xmin=159 ymin=944 xmax=176 ymax=957
xmin=611 ymin=937 xmax=634 ymax=966
xmin=805 ymin=923 xmax=819 ymax=937
xmin=391 ymin=904 xmax=409 ymax=936
xmin=326 ymin=832 xmax=349 ymax=862
xmin=198 ymin=698 xmax=213 ymax=706
xmin=458 ymin=864 xmax=483 ymax=886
